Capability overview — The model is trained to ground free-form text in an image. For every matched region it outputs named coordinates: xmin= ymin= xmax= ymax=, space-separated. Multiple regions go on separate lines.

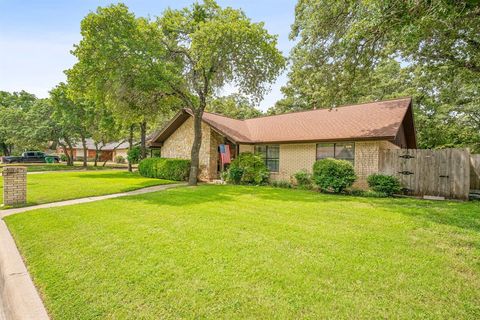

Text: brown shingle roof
xmin=152 ymin=97 xmax=415 ymax=146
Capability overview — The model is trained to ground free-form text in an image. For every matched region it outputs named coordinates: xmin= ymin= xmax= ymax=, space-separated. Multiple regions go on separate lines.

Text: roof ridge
xmin=245 ymin=96 xmax=412 ymax=121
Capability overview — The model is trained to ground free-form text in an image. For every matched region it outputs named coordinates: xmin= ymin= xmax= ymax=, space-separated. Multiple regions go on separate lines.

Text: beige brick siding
xmin=239 ymin=144 xmax=254 ymax=153
xmin=161 ymin=117 xmax=215 ymax=181
xmin=238 ymin=140 xmax=398 ymax=188
xmin=2 ymin=166 xmax=27 ymax=206
xmin=271 ymin=144 xmax=316 ymax=182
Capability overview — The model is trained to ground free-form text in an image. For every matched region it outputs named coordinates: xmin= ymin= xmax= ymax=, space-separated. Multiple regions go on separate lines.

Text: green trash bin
xmin=45 ymin=156 xmax=54 ymax=164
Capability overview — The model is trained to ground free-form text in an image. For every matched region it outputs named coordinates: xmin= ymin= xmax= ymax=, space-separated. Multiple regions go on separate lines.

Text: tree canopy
xmin=277 ymin=0 xmax=480 ymax=151
xmin=157 ymin=0 xmax=285 ymax=184
xmin=207 ymin=94 xmax=263 ymax=119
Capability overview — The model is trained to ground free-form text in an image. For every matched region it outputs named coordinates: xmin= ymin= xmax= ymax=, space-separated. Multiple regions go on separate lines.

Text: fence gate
xmin=378 ymin=148 xmax=471 ymax=200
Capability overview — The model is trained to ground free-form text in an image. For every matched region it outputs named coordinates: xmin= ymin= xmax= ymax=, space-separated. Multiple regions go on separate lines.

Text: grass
xmin=0 ymin=170 xmax=173 ymax=207
xmin=0 ymin=162 xmax=129 ymax=172
xmin=5 ymin=185 xmax=480 ymax=319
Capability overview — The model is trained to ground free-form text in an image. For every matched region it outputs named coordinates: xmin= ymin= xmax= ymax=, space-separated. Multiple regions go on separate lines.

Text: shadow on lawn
xmin=73 ymin=172 xmax=142 ymax=179
xmin=119 ymin=185 xmax=480 ymax=234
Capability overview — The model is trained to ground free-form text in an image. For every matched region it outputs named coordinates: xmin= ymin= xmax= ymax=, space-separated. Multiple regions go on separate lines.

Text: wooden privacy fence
xmin=471 ymin=154 xmax=480 ymax=191
xmin=379 ymin=148 xmax=471 ymax=200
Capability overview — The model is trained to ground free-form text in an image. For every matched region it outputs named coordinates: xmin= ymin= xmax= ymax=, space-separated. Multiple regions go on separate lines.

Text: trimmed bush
xmin=313 ymin=158 xmax=356 ymax=193
xmin=367 ymin=173 xmax=401 ymax=196
xmin=60 ymin=154 xmax=68 ymax=162
xmin=127 ymin=146 xmax=141 ymax=164
xmin=138 ymin=158 xmax=190 ymax=181
xmin=293 ymin=169 xmax=313 ymax=189
xmin=271 ymin=180 xmax=293 ymax=189
xmin=115 ymin=155 xmax=126 ymax=164
xmin=227 ymin=152 xmax=269 ymax=185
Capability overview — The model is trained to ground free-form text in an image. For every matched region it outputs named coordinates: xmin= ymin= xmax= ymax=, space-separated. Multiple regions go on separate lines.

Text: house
xmin=148 ymin=97 xmax=416 ymax=187
xmin=56 ymin=139 xmax=130 ymax=162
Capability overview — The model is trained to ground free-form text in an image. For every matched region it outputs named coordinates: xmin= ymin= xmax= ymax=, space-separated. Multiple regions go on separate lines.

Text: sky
xmin=0 ymin=0 xmax=296 ymax=111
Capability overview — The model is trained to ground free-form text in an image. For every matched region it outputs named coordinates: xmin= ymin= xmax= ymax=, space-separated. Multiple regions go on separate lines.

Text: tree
xmin=158 ymin=0 xmax=285 ymax=185
xmin=0 ymin=91 xmax=37 ymax=155
xmin=207 ymin=94 xmax=262 ymax=119
xmin=283 ymin=0 xmax=480 ymax=151
xmin=49 ymin=83 xmax=89 ymax=166
xmin=68 ymin=4 xmax=179 ymax=162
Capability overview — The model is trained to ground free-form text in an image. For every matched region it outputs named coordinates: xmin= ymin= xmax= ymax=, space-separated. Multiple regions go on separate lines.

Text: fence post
xmin=2 ymin=166 xmax=27 ymax=207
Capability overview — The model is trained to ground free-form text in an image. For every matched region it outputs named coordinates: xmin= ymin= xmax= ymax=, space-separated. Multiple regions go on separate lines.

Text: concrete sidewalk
xmin=1 ymin=183 xmax=185 ymax=218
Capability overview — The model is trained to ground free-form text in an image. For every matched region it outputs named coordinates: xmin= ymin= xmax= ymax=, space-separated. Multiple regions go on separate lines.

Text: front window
xmin=316 ymin=142 xmax=355 ymax=163
xmin=255 ymin=145 xmax=279 ymax=172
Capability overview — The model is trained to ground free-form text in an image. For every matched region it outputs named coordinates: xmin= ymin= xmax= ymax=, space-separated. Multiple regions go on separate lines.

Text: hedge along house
xmin=148 ymin=97 xmax=416 ymax=187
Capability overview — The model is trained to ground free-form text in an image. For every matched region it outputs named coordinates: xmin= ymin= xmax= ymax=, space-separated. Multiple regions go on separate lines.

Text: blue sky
xmin=0 ymin=0 xmax=296 ymax=111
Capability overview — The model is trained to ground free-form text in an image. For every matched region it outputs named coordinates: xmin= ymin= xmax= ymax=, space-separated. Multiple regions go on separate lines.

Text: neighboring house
xmin=148 ymin=97 xmax=416 ymax=187
xmin=56 ymin=139 xmax=129 ymax=162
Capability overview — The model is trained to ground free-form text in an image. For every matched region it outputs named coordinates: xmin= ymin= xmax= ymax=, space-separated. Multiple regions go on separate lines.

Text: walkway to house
xmin=1 ymin=183 xmax=185 ymax=218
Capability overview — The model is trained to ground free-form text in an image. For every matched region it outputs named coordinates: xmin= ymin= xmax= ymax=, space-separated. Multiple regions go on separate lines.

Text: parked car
xmin=1 ymin=151 xmax=60 ymax=164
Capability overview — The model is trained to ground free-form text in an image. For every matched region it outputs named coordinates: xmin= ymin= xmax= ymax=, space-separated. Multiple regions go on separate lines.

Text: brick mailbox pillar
xmin=2 ymin=166 xmax=27 ymax=206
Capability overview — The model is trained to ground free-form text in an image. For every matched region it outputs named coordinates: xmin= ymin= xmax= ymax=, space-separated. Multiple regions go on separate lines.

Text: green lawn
xmin=0 ymin=171 xmax=173 ymax=207
xmin=0 ymin=162 xmax=129 ymax=172
xmin=5 ymin=185 xmax=480 ymax=319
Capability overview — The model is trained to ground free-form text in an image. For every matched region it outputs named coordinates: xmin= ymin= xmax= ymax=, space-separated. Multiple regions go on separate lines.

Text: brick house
xmin=148 ymin=97 xmax=416 ymax=187
xmin=56 ymin=139 xmax=129 ymax=162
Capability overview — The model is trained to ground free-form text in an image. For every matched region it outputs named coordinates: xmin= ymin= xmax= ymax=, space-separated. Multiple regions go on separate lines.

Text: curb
xmin=0 ymin=220 xmax=49 ymax=319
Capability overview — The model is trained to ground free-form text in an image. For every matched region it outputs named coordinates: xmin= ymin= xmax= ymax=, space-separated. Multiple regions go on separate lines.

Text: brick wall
xmin=238 ymin=140 xmax=398 ymax=188
xmin=2 ymin=167 xmax=27 ymax=206
xmin=161 ymin=117 xmax=215 ymax=181
xmin=271 ymin=143 xmax=317 ymax=182
xmin=239 ymin=144 xmax=254 ymax=153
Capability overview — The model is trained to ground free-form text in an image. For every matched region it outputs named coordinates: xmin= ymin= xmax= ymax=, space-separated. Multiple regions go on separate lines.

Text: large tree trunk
xmin=94 ymin=142 xmax=99 ymax=167
xmin=188 ymin=108 xmax=204 ymax=186
xmin=81 ymin=136 xmax=88 ymax=167
xmin=60 ymin=144 xmax=71 ymax=165
xmin=140 ymin=121 xmax=147 ymax=160
xmin=128 ymin=124 xmax=134 ymax=172
xmin=63 ymin=137 xmax=75 ymax=166
xmin=1 ymin=143 xmax=10 ymax=156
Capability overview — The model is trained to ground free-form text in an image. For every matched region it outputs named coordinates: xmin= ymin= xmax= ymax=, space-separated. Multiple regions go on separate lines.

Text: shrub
xmin=115 ymin=155 xmax=126 ymax=164
xmin=312 ymin=158 xmax=356 ymax=193
xmin=138 ymin=158 xmax=190 ymax=181
xmin=60 ymin=154 xmax=67 ymax=162
xmin=271 ymin=180 xmax=292 ymax=188
xmin=293 ymin=169 xmax=313 ymax=189
xmin=227 ymin=152 xmax=269 ymax=185
xmin=127 ymin=146 xmax=141 ymax=164
xmin=367 ymin=173 xmax=401 ymax=196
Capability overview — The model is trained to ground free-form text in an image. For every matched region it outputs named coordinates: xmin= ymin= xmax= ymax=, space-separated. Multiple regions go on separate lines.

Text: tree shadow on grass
xmin=116 ymin=185 xmax=480 ymax=233
xmin=73 ymin=172 xmax=143 ymax=179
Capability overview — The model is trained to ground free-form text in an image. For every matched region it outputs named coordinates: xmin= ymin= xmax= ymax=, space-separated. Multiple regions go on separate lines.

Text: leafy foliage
xmin=227 ymin=152 xmax=269 ymax=185
xmin=312 ymin=158 xmax=356 ymax=193
xmin=293 ymin=169 xmax=313 ymax=189
xmin=270 ymin=180 xmax=293 ymax=189
xmin=138 ymin=158 xmax=191 ymax=181
xmin=127 ymin=146 xmax=141 ymax=165
xmin=207 ymin=94 xmax=262 ymax=119
xmin=279 ymin=0 xmax=480 ymax=152
xmin=115 ymin=156 xmax=126 ymax=164
xmin=367 ymin=174 xmax=401 ymax=196
xmin=158 ymin=0 xmax=285 ymax=185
